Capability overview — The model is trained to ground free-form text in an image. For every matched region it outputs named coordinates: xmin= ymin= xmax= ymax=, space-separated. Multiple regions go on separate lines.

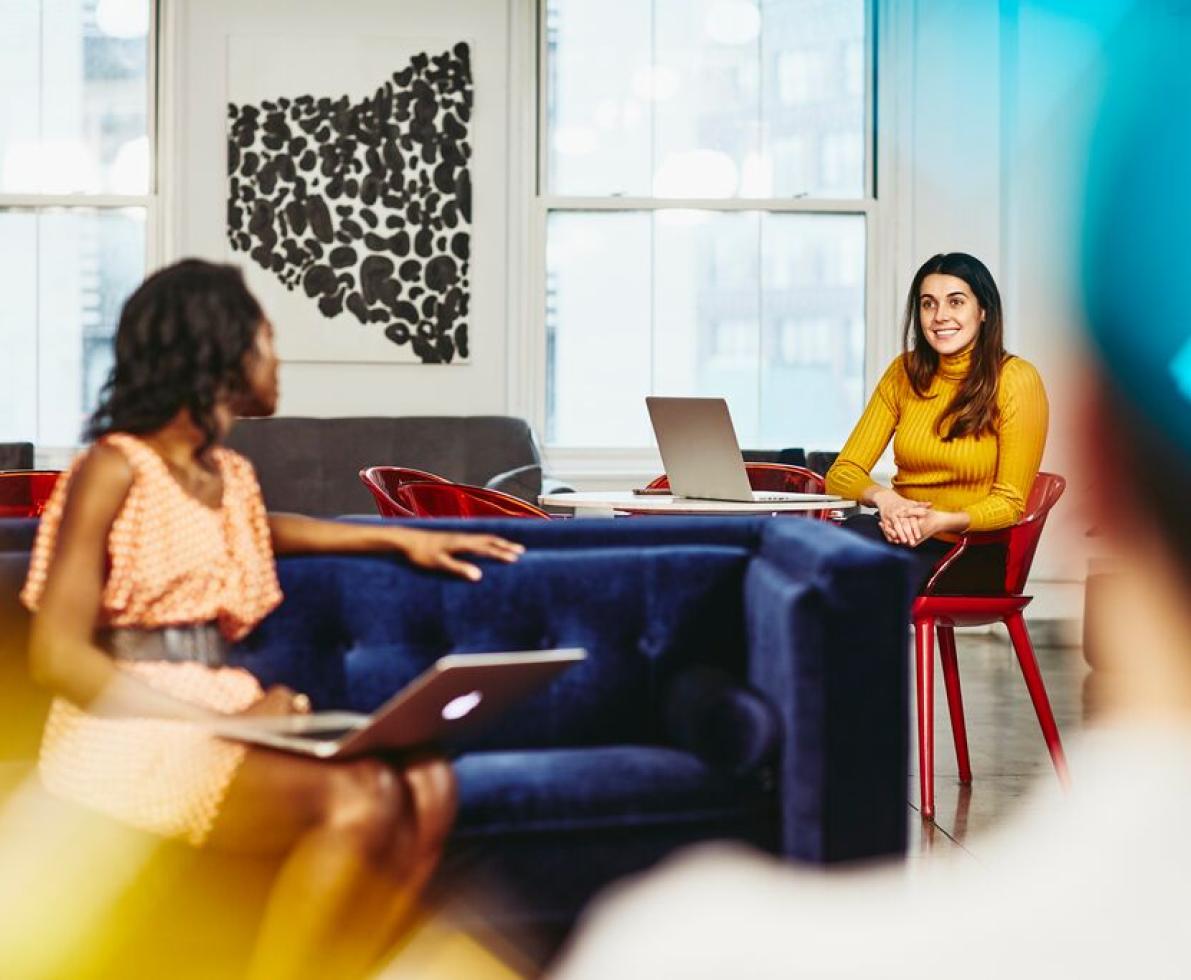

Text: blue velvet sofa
xmin=1 ymin=514 xmax=912 ymax=958
xmin=232 ymin=515 xmax=913 ymax=931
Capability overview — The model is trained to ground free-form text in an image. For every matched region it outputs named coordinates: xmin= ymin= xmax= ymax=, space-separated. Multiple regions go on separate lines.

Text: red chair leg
xmin=915 ymin=617 xmax=935 ymax=821
xmin=937 ymin=624 xmax=972 ymax=784
xmin=1004 ymin=611 xmax=1070 ymax=788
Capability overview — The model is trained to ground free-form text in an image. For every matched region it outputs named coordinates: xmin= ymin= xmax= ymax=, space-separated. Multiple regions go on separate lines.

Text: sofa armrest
xmin=745 ymin=520 xmax=913 ymax=864
xmin=484 ymin=463 xmax=542 ymax=504
xmin=541 ymin=476 xmax=574 ymax=495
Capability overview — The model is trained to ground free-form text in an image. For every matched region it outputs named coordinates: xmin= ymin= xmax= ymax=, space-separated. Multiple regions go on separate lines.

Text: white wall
xmin=167 ymin=0 xmax=515 ymax=417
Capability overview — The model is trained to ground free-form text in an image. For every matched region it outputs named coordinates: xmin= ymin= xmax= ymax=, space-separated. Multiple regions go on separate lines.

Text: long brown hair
xmin=902 ymin=252 xmax=1008 ymax=441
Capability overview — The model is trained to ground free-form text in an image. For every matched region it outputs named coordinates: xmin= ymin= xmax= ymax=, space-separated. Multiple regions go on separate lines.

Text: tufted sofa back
xmin=233 ymin=539 xmax=755 ymax=750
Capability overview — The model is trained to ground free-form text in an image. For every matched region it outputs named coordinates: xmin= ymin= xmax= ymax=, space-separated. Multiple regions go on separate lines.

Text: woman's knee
xmin=402 ymin=757 xmax=458 ymax=850
xmin=323 ymin=759 xmax=412 ymax=865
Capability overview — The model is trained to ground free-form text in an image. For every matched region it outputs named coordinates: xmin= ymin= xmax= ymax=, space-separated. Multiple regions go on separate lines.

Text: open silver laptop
xmin=207 ymin=649 xmax=586 ymax=758
xmin=645 ymin=396 xmax=842 ymax=504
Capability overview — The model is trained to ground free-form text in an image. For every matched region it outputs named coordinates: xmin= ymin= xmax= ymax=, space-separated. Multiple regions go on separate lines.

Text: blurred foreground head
xmin=1080 ymin=4 xmax=1191 ymax=585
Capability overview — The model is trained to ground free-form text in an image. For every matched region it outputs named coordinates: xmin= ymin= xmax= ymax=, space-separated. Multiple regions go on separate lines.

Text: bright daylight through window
xmin=541 ymin=0 xmax=870 ymax=451
xmin=0 ymin=0 xmax=153 ymax=448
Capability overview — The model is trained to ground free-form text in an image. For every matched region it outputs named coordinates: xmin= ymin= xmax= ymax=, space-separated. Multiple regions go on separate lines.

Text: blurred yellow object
xmin=375 ymin=910 xmax=529 ymax=980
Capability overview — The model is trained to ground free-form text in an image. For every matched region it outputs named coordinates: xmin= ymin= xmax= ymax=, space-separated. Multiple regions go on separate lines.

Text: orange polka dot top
xmin=21 ymin=433 xmax=282 ymax=643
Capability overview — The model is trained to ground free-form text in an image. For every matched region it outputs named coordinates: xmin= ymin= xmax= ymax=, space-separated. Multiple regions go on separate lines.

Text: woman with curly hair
xmin=825 ymin=252 xmax=1049 ymax=591
xmin=21 ymin=258 xmax=524 ymax=979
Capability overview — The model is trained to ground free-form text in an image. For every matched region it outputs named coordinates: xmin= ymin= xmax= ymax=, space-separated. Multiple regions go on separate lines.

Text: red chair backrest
xmin=397 ymin=481 xmax=550 ymax=519
xmin=0 ymin=470 xmax=62 ymax=518
xmin=646 ymin=463 xmax=826 ymax=495
xmin=923 ymin=471 xmax=1066 ymax=597
xmin=359 ymin=466 xmax=451 ymax=518
xmin=1002 ymin=472 xmax=1066 ymax=594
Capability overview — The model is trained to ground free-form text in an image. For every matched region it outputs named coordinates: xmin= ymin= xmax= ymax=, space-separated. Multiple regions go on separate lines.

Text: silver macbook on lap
xmin=645 ymin=396 xmax=843 ymax=504
xmin=207 ymin=649 xmax=586 ymax=758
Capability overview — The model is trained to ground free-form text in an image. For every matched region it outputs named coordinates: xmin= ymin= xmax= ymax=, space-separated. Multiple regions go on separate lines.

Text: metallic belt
xmin=98 ymin=624 xmax=230 ymax=667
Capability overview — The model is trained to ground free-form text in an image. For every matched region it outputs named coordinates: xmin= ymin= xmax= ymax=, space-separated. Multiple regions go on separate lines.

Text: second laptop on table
xmin=645 ymin=396 xmax=843 ymax=504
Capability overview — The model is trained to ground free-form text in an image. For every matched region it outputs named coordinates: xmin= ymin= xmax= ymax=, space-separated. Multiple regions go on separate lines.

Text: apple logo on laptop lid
xmin=442 ymin=690 xmax=483 ymax=721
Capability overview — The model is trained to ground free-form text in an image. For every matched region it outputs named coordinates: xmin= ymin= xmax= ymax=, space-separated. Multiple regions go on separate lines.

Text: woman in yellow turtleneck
xmin=825 ymin=252 xmax=1048 ymax=590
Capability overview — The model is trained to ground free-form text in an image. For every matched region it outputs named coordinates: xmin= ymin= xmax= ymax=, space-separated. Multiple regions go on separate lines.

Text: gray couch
xmin=226 ymin=416 xmax=558 ymax=516
xmin=0 ymin=443 xmax=35 ymax=470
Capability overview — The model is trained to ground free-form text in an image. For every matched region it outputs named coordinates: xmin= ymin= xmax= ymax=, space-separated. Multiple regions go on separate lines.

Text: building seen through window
xmin=543 ymin=0 xmax=869 ymax=450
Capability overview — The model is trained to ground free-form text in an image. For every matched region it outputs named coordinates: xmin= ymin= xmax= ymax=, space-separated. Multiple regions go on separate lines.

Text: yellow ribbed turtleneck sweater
xmin=824 ymin=348 xmax=1049 ymax=531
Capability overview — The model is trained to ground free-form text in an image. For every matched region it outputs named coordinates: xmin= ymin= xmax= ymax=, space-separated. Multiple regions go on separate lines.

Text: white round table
xmin=538 ymin=491 xmax=852 ymax=517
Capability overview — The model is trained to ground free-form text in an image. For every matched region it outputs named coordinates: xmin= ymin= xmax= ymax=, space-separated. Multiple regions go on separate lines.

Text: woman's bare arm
xmin=28 ymin=445 xmax=216 ymax=721
xmin=267 ymin=512 xmax=523 ymax=581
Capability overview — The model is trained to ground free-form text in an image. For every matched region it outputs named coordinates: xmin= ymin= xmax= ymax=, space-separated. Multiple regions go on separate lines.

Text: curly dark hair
xmin=86 ymin=259 xmax=265 ymax=451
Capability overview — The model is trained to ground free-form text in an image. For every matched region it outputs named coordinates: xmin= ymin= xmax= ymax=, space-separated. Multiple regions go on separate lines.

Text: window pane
xmin=547 ymin=210 xmax=761 ymax=448
xmin=0 ymin=207 xmax=146 ymax=444
xmin=545 ymin=0 xmax=653 ymax=197
xmin=0 ymin=211 xmax=39 ymax=442
xmin=763 ymin=0 xmax=866 ymax=198
xmin=0 ymin=0 xmax=151 ymax=194
xmin=651 ymin=0 xmax=761 ymax=199
xmin=759 ymin=213 xmax=865 ymax=449
xmin=653 ymin=210 xmax=760 ymax=442
xmin=546 ymin=210 xmax=864 ymax=449
xmin=546 ymin=0 xmax=867 ymax=199
xmin=546 ymin=212 xmax=653 ymax=446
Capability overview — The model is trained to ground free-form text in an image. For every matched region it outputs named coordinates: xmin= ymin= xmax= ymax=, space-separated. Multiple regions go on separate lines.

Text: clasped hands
xmin=872 ymin=488 xmax=954 ymax=548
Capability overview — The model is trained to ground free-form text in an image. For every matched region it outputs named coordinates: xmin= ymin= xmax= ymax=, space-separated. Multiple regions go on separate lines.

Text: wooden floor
xmin=905 ymin=628 xmax=1088 ymax=865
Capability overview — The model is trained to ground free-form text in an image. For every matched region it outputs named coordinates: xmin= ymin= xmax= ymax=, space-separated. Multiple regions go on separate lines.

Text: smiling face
xmin=918 ymin=273 xmax=985 ymax=356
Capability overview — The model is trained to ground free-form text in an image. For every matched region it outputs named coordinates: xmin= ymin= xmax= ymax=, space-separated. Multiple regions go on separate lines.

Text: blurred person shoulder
xmin=551 ymin=843 xmax=912 ymax=980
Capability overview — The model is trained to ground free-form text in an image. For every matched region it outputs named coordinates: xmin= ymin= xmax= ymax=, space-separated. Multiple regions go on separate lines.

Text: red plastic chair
xmin=0 ymin=470 xmax=62 ymax=518
xmin=397 ymin=481 xmax=550 ymax=519
xmin=646 ymin=463 xmax=833 ymax=519
xmin=359 ymin=466 xmax=451 ymax=518
xmin=913 ymin=472 xmax=1069 ymax=820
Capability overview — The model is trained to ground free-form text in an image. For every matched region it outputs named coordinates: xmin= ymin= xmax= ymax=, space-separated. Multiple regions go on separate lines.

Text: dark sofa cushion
xmin=225 ymin=416 xmax=542 ymax=516
xmin=662 ymin=666 xmax=778 ymax=774
xmin=448 ymin=746 xmax=777 ymax=930
xmin=453 ymin=745 xmax=771 ymax=838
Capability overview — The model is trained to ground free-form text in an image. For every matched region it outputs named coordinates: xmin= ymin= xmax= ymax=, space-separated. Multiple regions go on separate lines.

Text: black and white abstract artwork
xmin=226 ymin=37 xmax=472 ymax=364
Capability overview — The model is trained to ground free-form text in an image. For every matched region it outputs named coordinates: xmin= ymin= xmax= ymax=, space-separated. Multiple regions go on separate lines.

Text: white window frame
xmin=506 ymin=0 xmax=912 ymax=485
xmin=0 ymin=0 xmax=165 ymax=464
